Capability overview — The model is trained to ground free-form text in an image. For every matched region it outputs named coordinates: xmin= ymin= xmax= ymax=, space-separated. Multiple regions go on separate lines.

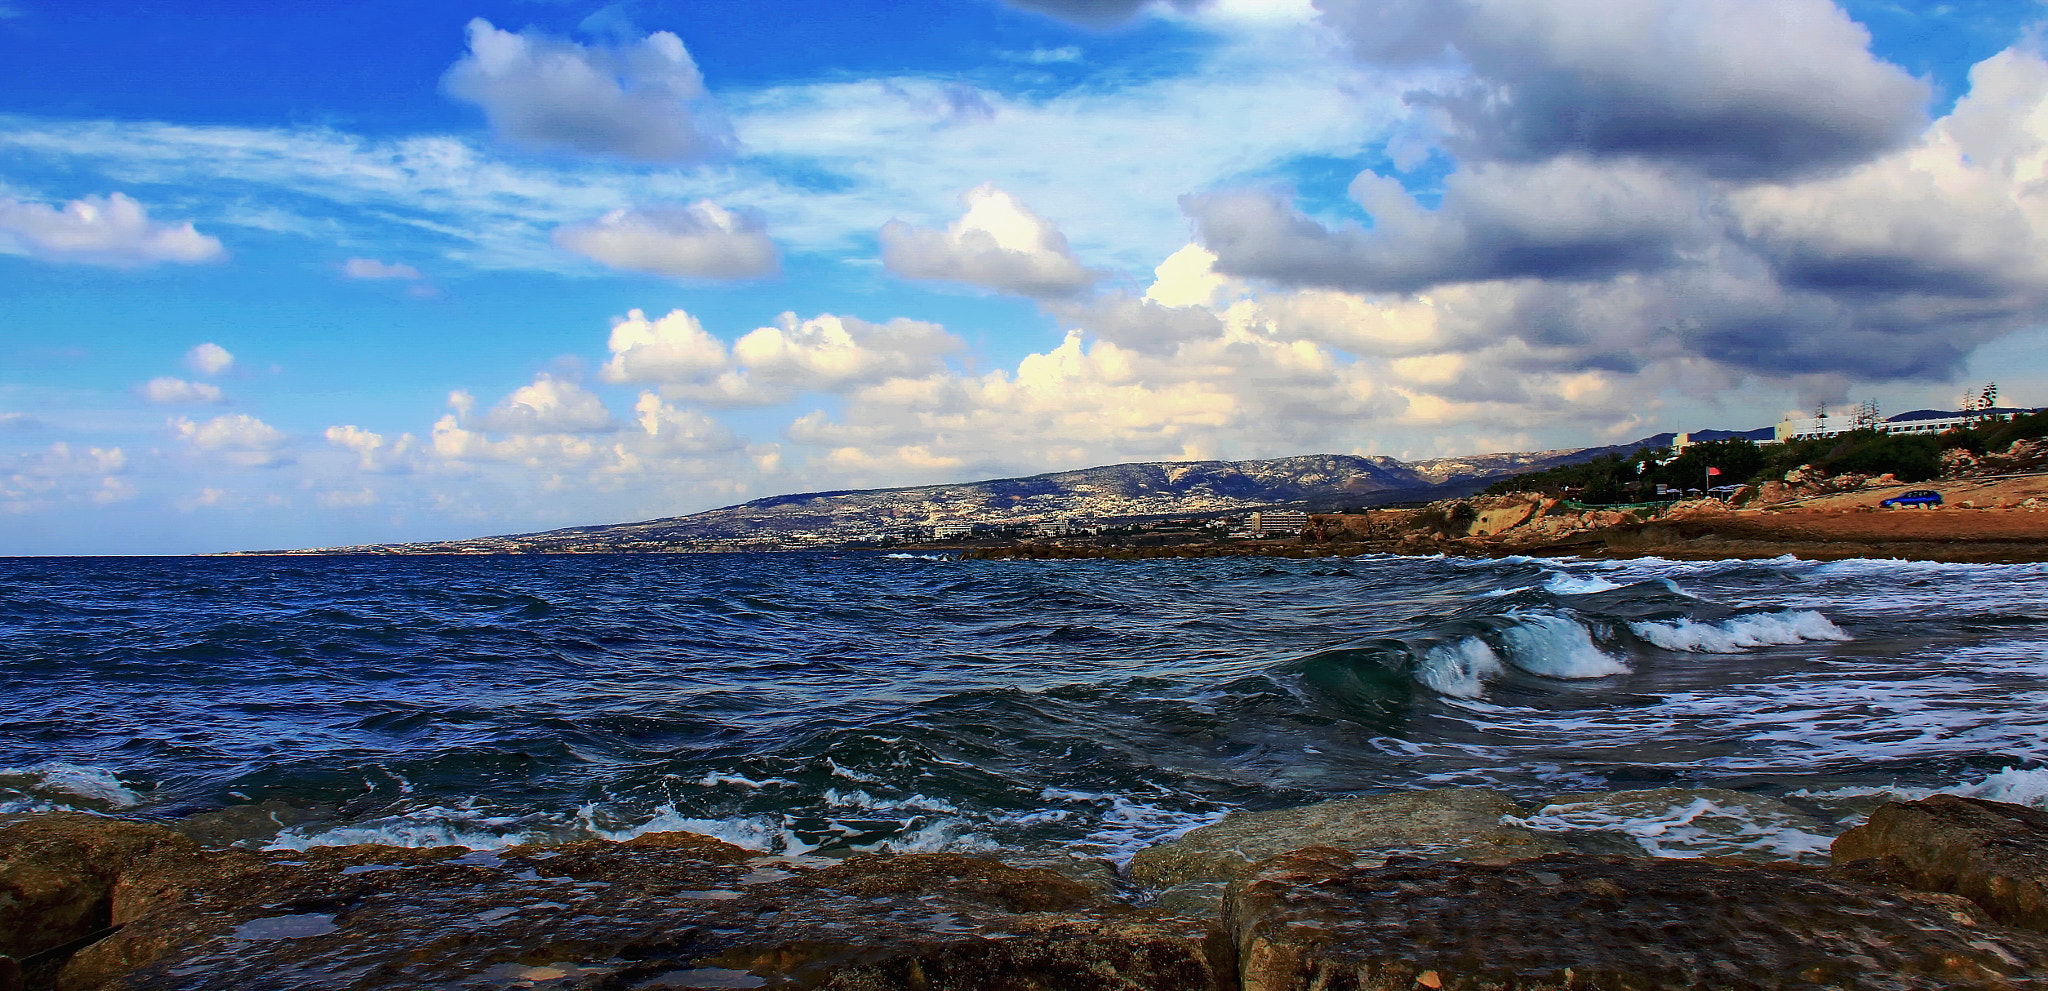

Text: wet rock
xmin=1147 ymin=881 xmax=1229 ymax=918
xmin=1224 ymin=847 xmax=2048 ymax=991
xmin=167 ymin=800 xmax=337 ymax=848
xmin=0 ymin=814 xmax=201 ymax=973
xmin=1832 ymin=794 xmax=2048 ymax=932
xmin=0 ymin=815 xmax=1228 ymax=991
xmin=1128 ymin=789 xmax=1632 ymax=888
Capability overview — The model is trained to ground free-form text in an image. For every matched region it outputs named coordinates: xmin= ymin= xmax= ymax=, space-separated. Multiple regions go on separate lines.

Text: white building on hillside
xmin=1773 ymin=406 xmax=2037 ymax=443
xmin=1248 ymin=511 xmax=1309 ymax=536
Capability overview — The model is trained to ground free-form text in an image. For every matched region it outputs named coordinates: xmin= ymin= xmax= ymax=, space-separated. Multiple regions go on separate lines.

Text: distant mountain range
xmin=283 ymin=435 xmax=1686 ymax=554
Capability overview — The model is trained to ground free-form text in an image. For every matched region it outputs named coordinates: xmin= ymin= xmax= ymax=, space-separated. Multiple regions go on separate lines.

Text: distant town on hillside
xmin=239 ymin=392 xmax=2037 ymax=556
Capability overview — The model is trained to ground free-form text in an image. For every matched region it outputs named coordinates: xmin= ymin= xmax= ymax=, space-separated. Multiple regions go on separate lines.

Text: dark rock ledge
xmin=5 ymin=791 xmax=2048 ymax=991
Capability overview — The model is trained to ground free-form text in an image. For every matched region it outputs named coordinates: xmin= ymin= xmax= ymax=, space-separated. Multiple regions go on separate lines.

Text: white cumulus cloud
xmin=555 ymin=200 xmax=778 ymax=279
xmin=171 ymin=413 xmax=291 ymax=468
xmin=1 ymin=443 xmax=132 ymax=512
xmin=442 ymin=18 xmax=730 ymax=163
xmin=601 ymin=308 xmax=732 ymax=385
xmin=341 ymin=258 xmax=422 ymax=280
xmin=732 ymin=313 xmax=964 ymax=394
xmin=139 ymin=377 xmax=224 ymax=405
xmin=880 ymin=184 xmax=1100 ymax=299
xmin=324 ymin=424 xmax=419 ymax=473
xmin=0 ymin=192 xmax=224 ymax=267
xmin=185 ymin=342 xmax=234 ymax=376
xmin=466 ymin=375 xmax=618 ymax=435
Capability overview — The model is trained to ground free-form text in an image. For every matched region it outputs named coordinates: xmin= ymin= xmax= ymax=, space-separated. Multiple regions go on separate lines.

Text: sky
xmin=4 ymin=0 xmax=2048 ymax=554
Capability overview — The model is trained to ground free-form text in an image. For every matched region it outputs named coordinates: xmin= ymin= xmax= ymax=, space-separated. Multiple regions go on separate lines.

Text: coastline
xmin=961 ymin=474 xmax=2048 ymax=565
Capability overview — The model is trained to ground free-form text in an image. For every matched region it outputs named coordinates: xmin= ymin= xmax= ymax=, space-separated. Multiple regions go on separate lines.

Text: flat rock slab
xmin=0 ymin=816 xmax=1226 ymax=991
xmin=1225 ymin=848 xmax=2048 ymax=991
xmin=1834 ymin=794 xmax=2048 ymax=932
xmin=1129 ymin=788 xmax=1636 ymax=888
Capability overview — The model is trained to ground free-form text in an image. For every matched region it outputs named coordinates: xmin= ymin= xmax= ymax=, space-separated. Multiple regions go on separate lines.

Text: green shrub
xmin=1412 ymin=501 xmax=1479 ymax=536
xmin=1939 ymin=428 xmax=1985 ymax=454
xmin=1978 ymin=410 xmax=2048 ymax=452
xmin=1827 ymin=433 xmax=1942 ymax=481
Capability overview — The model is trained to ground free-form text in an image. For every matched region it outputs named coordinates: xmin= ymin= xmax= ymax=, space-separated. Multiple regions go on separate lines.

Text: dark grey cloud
xmin=1170 ymin=17 xmax=2048 ymax=391
xmin=1186 ymin=158 xmax=1708 ymax=294
xmin=1483 ymin=263 xmax=2019 ymax=384
xmin=1001 ymin=0 xmax=1207 ymax=27
xmin=1317 ymin=0 xmax=1928 ymax=179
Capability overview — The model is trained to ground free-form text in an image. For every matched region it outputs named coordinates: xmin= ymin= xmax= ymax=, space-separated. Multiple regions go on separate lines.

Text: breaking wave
xmin=1630 ymin=611 xmax=1850 ymax=653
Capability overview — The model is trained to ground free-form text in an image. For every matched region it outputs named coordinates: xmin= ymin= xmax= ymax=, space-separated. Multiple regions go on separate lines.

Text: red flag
xmin=1706 ymin=467 xmax=1722 ymax=476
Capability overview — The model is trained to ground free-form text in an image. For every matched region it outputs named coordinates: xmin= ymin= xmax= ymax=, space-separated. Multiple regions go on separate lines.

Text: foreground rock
xmin=1833 ymin=794 xmax=2048 ymax=932
xmin=0 ymin=815 xmax=1226 ymax=991
xmin=16 ymin=792 xmax=2048 ymax=990
xmin=1128 ymin=788 xmax=1639 ymax=890
xmin=1225 ymin=847 xmax=2048 ymax=990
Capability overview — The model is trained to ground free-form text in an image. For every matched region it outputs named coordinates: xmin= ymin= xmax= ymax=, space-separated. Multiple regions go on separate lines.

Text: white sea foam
xmin=822 ymin=788 xmax=963 ymax=815
xmin=1791 ymin=766 xmax=2048 ymax=812
xmin=1041 ymin=786 xmax=1230 ymax=866
xmin=1498 ymin=613 xmax=1630 ymax=679
xmin=1543 ymin=573 xmax=1621 ymax=595
xmin=265 ymin=805 xmax=558 ymax=852
xmin=694 ymin=773 xmax=794 ymax=790
xmin=264 ymin=801 xmax=834 ymax=856
xmin=0 ymin=762 xmax=144 ymax=809
xmin=1630 ymin=610 xmax=1849 ymax=653
xmin=851 ymin=818 xmax=997 ymax=854
xmin=606 ymin=809 xmax=824 ymax=855
xmin=1964 ymin=766 xmax=2048 ymax=807
xmin=1416 ymin=638 xmax=1504 ymax=698
xmin=1514 ymin=793 xmax=1835 ymax=862
xmin=825 ymin=759 xmax=882 ymax=784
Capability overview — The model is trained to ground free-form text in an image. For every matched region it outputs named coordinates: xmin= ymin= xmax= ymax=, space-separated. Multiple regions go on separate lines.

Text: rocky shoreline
xmin=961 ymin=470 xmax=2048 ymax=565
xmin=7 ymin=789 xmax=2048 ymax=989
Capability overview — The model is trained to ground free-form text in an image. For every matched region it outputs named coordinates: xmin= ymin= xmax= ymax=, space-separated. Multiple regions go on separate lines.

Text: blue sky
xmin=4 ymin=0 xmax=2048 ymax=554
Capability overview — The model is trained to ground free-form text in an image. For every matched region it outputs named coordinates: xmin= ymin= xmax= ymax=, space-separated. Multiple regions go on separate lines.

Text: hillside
xmin=271 ymin=443 xmax=1652 ymax=554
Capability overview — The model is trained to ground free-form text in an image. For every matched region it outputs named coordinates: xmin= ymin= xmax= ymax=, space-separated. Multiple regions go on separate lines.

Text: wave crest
xmin=1630 ymin=611 xmax=1850 ymax=653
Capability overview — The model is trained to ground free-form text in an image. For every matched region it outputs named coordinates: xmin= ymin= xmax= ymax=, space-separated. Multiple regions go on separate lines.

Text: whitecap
xmin=1542 ymin=573 xmax=1621 ymax=595
xmin=1630 ymin=611 xmax=1850 ymax=653
xmin=1498 ymin=613 xmax=1630 ymax=679
xmin=822 ymin=788 xmax=963 ymax=815
xmin=1416 ymin=638 xmax=1505 ymax=698
xmin=0 ymin=762 xmax=145 ymax=809
xmin=693 ymin=773 xmax=794 ymax=790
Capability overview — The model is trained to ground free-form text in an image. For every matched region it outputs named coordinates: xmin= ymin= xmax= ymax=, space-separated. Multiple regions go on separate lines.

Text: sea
xmin=3 ymin=551 xmax=2046 ymax=870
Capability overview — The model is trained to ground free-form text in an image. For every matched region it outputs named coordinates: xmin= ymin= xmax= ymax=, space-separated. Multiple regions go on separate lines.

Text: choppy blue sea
xmin=3 ymin=552 xmax=2046 ymax=864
